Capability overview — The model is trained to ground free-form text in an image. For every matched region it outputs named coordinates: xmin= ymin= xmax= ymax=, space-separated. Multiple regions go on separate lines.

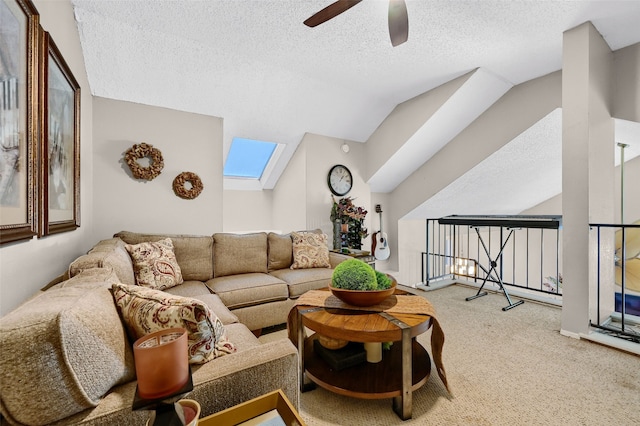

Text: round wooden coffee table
xmin=293 ymin=293 xmax=432 ymax=420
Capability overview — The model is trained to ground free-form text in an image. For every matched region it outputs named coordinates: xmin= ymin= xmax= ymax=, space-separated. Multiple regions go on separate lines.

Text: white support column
xmin=561 ymin=22 xmax=616 ymax=337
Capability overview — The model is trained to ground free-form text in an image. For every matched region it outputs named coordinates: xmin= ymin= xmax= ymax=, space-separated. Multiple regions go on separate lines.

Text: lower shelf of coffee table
xmin=304 ymin=335 xmax=431 ymax=399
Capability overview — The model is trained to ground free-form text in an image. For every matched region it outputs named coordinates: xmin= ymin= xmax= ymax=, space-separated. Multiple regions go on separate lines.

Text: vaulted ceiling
xmin=71 ymin=0 xmax=640 ymax=217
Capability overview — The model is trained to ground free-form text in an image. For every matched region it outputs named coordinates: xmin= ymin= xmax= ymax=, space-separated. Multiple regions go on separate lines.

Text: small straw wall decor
xmin=173 ymin=172 xmax=203 ymax=199
xmin=124 ymin=143 xmax=164 ymax=180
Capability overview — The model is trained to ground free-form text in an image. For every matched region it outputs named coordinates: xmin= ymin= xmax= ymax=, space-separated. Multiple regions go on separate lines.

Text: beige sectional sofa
xmin=0 ymin=230 xmax=349 ymax=426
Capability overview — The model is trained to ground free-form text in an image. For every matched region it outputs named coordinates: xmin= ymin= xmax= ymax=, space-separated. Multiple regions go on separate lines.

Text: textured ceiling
xmin=406 ymin=108 xmax=564 ymax=219
xmin=71 ymin=0 xmax=640 ymax=216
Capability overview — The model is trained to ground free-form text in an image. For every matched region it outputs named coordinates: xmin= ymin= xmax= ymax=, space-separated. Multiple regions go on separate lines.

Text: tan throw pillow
xmin=125 ymin=238 xmax=183 ymax=290
xmin=290 ymin=231 xmax=331 ymax=269
xmin=111 ymin=283 xmax=236 ymax=364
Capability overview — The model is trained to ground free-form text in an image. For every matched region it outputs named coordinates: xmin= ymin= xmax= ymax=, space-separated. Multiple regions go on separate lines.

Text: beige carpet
xmin=259 ymin=284 xmax=640 ymax=425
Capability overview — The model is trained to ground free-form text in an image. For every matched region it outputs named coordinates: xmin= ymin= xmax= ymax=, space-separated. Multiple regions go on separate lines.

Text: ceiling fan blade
xmin=388 ymin=0 xmax=408 ymax=46
xmin=304 ymin=0 xmax=363 ymax=27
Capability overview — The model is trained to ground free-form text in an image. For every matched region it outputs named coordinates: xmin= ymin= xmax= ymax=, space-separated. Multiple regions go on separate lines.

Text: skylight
xmin=224 ymin=138 xmax=277 ymax=179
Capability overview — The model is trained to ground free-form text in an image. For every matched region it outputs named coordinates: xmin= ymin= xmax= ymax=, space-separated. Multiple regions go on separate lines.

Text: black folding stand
xmin=465 ymin=227 xmax=524 ymax=311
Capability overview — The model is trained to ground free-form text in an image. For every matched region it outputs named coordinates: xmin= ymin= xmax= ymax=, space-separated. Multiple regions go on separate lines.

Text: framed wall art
xmin=39 ymin=31 xmax=80 ymax=236
xmin=0 ymin=0 xmax=39 ymax=245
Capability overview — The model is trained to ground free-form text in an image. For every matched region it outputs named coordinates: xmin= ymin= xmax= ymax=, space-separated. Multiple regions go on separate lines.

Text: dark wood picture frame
xmin=39 ymin=31 xmax=80 ymax=236
xmin=0 ymin=0 xmax=39 ymax=245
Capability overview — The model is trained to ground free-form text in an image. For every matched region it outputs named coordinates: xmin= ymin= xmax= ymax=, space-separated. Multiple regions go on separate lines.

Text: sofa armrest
xmin=41 ymin=339 xmax=299 ymax=426
xmin=68 ymin=238 xmax=136 ymax=286
xmin=329 ymin=252 xmax=352 ymax=269
xmin=190 ymin=339 xmax=299 ymax=416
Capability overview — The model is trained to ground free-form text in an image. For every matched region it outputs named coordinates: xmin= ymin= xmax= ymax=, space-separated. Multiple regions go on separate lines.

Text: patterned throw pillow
xmin=111 ymin=283 xmax=236 ymax=364
xmin=125 ymin=238 xmax=183 ymax=290
xmin=290 ymin=231 xmax=331 ymax=269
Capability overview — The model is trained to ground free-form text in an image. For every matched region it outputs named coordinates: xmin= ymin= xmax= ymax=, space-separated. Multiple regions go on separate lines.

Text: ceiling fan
xmin=304 ymin=0 xmax=409 ymax=47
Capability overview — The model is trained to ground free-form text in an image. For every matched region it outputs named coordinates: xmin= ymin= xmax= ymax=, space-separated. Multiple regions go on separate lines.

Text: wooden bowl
xmin=330 ymin=278 xmax=397 ymax=307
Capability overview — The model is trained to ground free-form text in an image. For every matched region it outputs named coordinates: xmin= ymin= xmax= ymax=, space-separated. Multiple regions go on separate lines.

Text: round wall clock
xmin=328 ymin=164 xmax=353 ymax=196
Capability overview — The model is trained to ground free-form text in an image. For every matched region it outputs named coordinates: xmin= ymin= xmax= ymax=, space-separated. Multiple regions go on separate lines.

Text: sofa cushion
xmin=125 ymin=238 xmax=184 ymax=290
xmin=222 ymin=323 xmax=262 ymax=352
xmin=193 ymin=294 xmax=240 ymax=325
xmin=115 ymin=231 xmax=214 ymax=281
xmin=290 ymin=231 xmax=331 ymax=269
xmin=0 ymin=269 xmax=135 ymax=426
xmin=213 ymin=232 xmax=268 ymax=277
xmin=269 ymin=267 xmax=334 ymax=298
xmin=111 ymin=283 xmax=236 ymax=364
xmin=69 ymin=238 xmax=135 ymax=285
xmin=268 ymin=232 xmax=293 ymax=271
xmin=161 ymin=280 xmax=211 ymax=298
xmin=206 ymin=273 xmax=288 ymax=310
xmin=164 ymin=284 xmax=239 ymax=325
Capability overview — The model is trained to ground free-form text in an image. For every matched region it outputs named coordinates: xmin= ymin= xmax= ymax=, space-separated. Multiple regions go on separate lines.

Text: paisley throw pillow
xmin=290 ymin=231 xmax=331 ymax=269
xmin=111 ymin=283 xmax=236 ymax=364
xmin=125 ymin=238 xmax=183 ymax=290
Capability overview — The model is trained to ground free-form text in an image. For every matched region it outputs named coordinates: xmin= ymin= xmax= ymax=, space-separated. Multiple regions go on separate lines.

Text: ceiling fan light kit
xmin=304 ymin=0 xmax=409 ymax=47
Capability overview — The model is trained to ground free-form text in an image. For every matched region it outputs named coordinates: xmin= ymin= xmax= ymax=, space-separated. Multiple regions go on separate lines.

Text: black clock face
xmin=328 ymin=165 xmax=353 ymax=196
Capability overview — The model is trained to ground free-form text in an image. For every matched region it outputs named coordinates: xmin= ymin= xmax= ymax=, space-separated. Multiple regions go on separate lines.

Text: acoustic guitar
xmin=373 ymin=204 xmax=390 ymax=261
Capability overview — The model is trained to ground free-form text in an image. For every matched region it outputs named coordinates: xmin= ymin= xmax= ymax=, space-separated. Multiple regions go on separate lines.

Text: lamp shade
xmin=133 ymin=328 xmax=189 ymax=400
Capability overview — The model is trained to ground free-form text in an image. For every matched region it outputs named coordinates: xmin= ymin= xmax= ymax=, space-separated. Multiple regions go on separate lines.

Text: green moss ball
xmin=375 ymin=270 xmax=392 ymax=290
xmin=332 ymin=259 xmax=377 ymax=290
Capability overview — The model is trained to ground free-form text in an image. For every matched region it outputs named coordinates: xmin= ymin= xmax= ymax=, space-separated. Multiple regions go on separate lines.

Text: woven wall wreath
xmin=124 ymin=142 xmax=164 ymax=181
xmin=173 ymin=172 xmax=204 ymax=199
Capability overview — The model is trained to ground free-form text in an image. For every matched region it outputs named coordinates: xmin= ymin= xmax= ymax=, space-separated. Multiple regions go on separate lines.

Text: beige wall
xmin=561 ymin=22 xmax=616 ymax=336
xmin=272 ymin=138 xmax=307 ymax=232
xmin=523 ymin=194 xmax=563 ymax=216
xmin=396 ymin=219 xmax=427 ymax=286
xmin=0 ymin=0 xmax=94 ymax=315
xmin=523 ymin=155 xmax=640 ymax=223
xmin=92 ymin=97 xmax=223 ymax=239
xmin=613 ymin=43 xmax=640 ymax=122
xmin=304 ymin=134 xmax=370 ymax=244
xmin=223 ymin=190 xmax=273 ymax=233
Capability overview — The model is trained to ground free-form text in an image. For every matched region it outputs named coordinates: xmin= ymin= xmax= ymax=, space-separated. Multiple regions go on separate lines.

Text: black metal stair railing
xmin=421 ymin=217 xmax=640 ymax=344
xmin=589 ymin=223 xmax=640 ymax=344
